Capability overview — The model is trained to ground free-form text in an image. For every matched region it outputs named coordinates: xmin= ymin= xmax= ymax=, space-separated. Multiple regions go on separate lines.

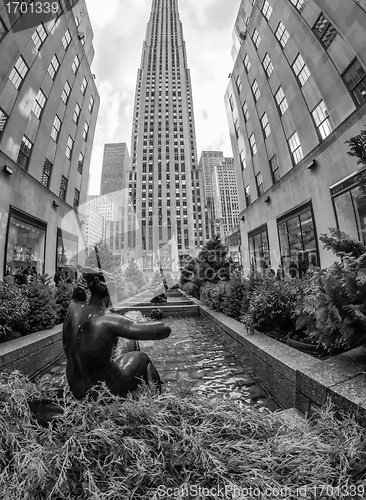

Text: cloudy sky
xmin=86 ymin=0 xmax=241 ymax=195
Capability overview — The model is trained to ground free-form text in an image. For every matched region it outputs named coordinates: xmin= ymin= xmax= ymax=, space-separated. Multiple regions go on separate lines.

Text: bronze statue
xmin=62 ymin=268 xmax=171 ymax=399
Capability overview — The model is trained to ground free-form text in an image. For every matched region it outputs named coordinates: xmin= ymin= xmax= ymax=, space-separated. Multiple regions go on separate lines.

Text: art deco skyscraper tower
xmin=126 ymin=0 xmax=205 ymax=274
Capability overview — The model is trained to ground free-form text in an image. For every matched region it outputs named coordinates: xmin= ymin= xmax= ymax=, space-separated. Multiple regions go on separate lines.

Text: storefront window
xmin=277 ymin=205 xmax=319 ymax=278
xmin=5 ymin=210 xmax=46 ymax=276
xmin=332 ymin=174 xmax=366 ymax=245
xmin=248 ymin=225 xmax=271 ymax=273
xmin=56 ymin=229 xmax=78 ymax=273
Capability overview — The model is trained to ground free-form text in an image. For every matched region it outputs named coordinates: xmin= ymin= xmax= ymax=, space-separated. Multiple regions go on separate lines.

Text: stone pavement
xmin=37 ymin=315 xmax=281 ymax=413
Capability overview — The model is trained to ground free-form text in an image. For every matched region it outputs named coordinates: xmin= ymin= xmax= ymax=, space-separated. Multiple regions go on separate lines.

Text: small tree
xmin=320 ymin=228 xmax=366 ymax=259
xmin=85 ymin=241 xmax=116 ymax=273
xmin=196 ymin=235 xmax=231 ymax=284
xmin=124 ymin=261 xmax=145 ymax=295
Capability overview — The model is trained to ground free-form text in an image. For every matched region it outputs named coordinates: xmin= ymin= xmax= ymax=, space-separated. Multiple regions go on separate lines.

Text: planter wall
xmin=0 ymin=324 xmax=63 ymax=379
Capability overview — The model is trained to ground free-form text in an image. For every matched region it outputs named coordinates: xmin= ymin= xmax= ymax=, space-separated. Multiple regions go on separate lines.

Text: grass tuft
xmin=0 ymin=372 xmax=365 ymax=499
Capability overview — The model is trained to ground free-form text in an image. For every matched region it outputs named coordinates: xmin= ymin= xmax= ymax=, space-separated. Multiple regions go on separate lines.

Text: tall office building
xmin=0 ymin=0 xmax=99 ymax=277
xmin=199 ymin=151 xmax=224 ymax=240
xmin=126 ymin=0 xmax=205 ymax=274
xmin=100 ymin=142 xmax=130 ymax=196
xmin=225 ymin=0 xmax=366 ymax=277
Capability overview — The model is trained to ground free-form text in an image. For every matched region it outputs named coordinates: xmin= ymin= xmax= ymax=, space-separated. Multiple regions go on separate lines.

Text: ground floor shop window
xmin=331 ymin=171 xmax=366 ymax=245
xmin=277 ymin=203 xmax=319 ymax=278
xmin=56 ymin=229 xmax=78 ymax=274
xmin=248 ymin=225 xmax=271 ymax=273
xmin=5 ymin=209 xmax=46 ymax=277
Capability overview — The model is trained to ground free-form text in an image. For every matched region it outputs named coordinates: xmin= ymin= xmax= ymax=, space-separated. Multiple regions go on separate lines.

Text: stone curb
xmin=189 ymin=295 xmax=366 ymax=426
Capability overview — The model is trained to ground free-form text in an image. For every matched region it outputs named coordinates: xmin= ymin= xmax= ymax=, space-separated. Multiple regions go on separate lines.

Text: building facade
xmin=225 ymin=0 xmax=366 ymax=277
xmin=199 ymin=151 xmax=224 ymax=240
xmin=85 ymin=203 xmax=103 ymax=249
xmin=126 ymin=0 xmax=205 ymax=275
xmin=0 ymin=0 xmax=99 ymax=278
xmin=100 ymin=142 xmax=130 ymax=196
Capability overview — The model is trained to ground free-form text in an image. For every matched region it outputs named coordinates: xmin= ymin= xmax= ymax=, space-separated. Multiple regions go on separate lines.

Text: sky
xmin=86 ymin=0 xmax=241 ymax=195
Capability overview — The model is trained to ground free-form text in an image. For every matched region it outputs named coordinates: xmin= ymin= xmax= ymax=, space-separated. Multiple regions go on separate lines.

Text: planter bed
xmin=188 ymin=296 xmax=366 ymax=427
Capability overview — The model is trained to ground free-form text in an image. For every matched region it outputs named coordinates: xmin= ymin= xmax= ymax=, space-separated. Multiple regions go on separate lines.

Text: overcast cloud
xmin=86 ymin=0 xmax=240 ymax=194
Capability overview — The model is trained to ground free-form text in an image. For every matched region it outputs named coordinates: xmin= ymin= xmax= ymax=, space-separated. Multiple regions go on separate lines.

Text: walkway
xmin=37 ymin=314 xmax=281 ymax=413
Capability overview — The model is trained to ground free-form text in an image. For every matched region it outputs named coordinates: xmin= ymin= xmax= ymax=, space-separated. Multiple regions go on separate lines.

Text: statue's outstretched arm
xmin=96 ymin=313 xmax=171 ymax=341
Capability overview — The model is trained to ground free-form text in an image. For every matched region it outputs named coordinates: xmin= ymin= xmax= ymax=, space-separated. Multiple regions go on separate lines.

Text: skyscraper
xmin=100 ymin=143 xmax=130 ymax=196
xmin=127 ymin=0 xmax=205 ymax=274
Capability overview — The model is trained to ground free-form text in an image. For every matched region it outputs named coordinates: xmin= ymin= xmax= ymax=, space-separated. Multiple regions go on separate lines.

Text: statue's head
xmin=79 ymin=266 xmax=116 ymax=299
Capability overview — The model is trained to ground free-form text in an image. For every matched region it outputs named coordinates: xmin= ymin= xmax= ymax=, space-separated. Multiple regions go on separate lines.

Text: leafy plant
xmin=201 ymin=281 xmax=230 ymax=312
xmin=222 ymin=271 xmax=248 ymax=320
xmin=242 ymin=277 xmax=305 ymax=336
xmin=0 ymin=280 xmax=29 ymax=338
xmin=295 ymin=254 xmax=366 ymax=352
xmin=125 ymin=260 xmax=146 ymax=295
xmin=55 ymin=280 xmax=74 ymax=323
xmin=19 ymin=275 xmax=58 ymax=334
xmin=181 ymin=281 xmax=199 ymax=298
xmin=320 ymin=228 xmax=366 ymax=258
xmin=150 ymin=308 xmax=164 ymax=320
xmin=85 ymin=240 xmax=117 ymax=273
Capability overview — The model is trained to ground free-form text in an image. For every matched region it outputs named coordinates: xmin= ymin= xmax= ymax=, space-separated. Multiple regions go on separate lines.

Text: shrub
xmin=55 ymin=280 xmax=74 ymax=323
xmin=125 ymin=261 xmax=146 ymax=296
xmin=242 ymin=277 xmax=305 ymax=336
xmin=19 ymin=275 xmax=58 ymax=334
xmin=201 ymin=281 xmax=229 ymax=312
xmin=181 ymin=281 xmax=199 ymax=299
xmin=151 ymin=308 xmax=164 ymax=320
xmin=320 ymin=228 xmax=366 ymax=258
xmin=0 ymin=281 xmax=29 ymax=338
xmin=222 ymin=272 xmax=249 ymax=320
xmin=295 ymin=254 xmax=366 ymax=352
xmin=114 ymin=272 xmax=128 ymax=302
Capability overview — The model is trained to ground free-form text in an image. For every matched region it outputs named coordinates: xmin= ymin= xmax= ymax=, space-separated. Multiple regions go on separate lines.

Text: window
xmin=9 ymin=56 xmax=28 ymax=89
xmin=275 ymin=22 xmax=290 ymax=47
xmin=331 ymin=170 xmax=366 ymax=246
xmin=83 ymin=121 xmax=89 ymax=141
xmin=245 ymin=185 xmax=251 ymax=206
xmin=260 ymin=113 xmax=271 ymax=137
xmin=32 ymin=24 xmax=47 ymax=49
xmin=277 ymin=204 xmax=319 ymax=277
xmin=78 ymin=152 xmax=84 ymax=174
xmin=313 ymin=13 xmax=338 ymax=49
xmin=229 ymin=94 xmax=235 ymax=111
xmin=312 ymin=100 xmax=331 ymax=139
xmin=72 ymin=55 xmax=80 ymax=73
xmin=249 ymin=133 xmax=257 ymax=156
xmin=51 ymin=115 xmax=61 ymax=142
xmin=240 ymin=149 xmax=246 ymax=170
xmin=292 ymin=53 xmax=310 ymax=86
xmin=242 ymin=101 xmax=249 ymax=122
xmin=59 ymin=176 xmax=68 ymax=201
xmin=61 ymin=81 xmax=71 ymax=104
xmin=41 ymin=159 xmax=52 ymax=188
xmin=248 ymin=225 xmax=271 ymax=272
xmin=236 ymin=75 xmax=242 ymax=93
xmin=234 ymin=119 xmax=240 ymax=139
xmin=288 ymin=131 xmax=303 ymax=164
xmin=5 ymin=210 xmax=46 ymax=276
xmin=48 ymin=55 xmax=60 ymax=79
xmin=0 ymin=108 xmax=8 ymax=135
xmin=255 ymin=172 xmax=264 ymax=196
xmin=0 ymin=15 xmax=7 ymax=41
xmin=275 ymin=86 xmax=288 ymax=115
xmin=243 ymin=53 xmax=251 ymax=72
xmin=252 ymin=80 xmax=260 ymax=101
xmin=270 ymin=155 xmax=280 ymax=183
xmin=80 ymin=77 xmax=87 ymax=95
xmin=262 ymin=0 xmax=273 ymax=20
xmin=17 ymin=136 xmax=32 ymax=170
xmin=89 ymin=95 xmax=94 ymax=112
xmin=73 ymin=189 xmax=80 ymax=208
xmin=342 ymin=59 xmax=366 ymax=106
xmin=32 ymin=89 xmax=46 ymax=118
xmin=62 ymin=29 xmax=71 ymax=49
xmin=65 ymin=136 xmax=74 ymax=159
xmin=262 ymin=53 xmax=273 ymax=77
xmin=252 ymin=28 xmax=261 ymax=48
xmin=73 ymin=103 xmax=81 ymax=124
xmin=290 ymin=0 xmax=307 ymax=11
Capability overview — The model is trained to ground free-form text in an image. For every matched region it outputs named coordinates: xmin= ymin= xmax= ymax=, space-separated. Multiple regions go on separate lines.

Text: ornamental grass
xmin=0 ymin=371 xmax=365 ymax=499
